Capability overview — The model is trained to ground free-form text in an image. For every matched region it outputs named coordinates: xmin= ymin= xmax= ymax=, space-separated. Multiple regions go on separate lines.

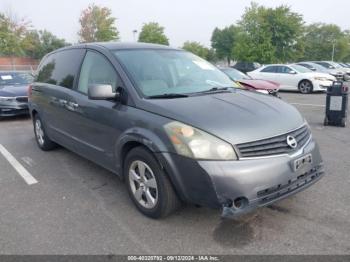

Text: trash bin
xmin=324 ymin=81 xmax=348 ymax=127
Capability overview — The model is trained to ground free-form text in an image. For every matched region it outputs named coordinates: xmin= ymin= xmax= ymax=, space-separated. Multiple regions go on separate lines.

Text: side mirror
xmin=88 ymin=84 xmax=119 ymax=100
xmin=289 ymin=70 xmax=297 ymax=74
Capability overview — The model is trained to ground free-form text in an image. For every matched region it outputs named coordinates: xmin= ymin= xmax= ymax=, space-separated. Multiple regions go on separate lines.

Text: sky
xmin=1 ymin=0 xmax=349 ymax=47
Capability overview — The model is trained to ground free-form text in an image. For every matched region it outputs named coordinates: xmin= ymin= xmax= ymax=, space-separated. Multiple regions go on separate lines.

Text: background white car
xmin=248 ymin=64 xmax=336 ymax=94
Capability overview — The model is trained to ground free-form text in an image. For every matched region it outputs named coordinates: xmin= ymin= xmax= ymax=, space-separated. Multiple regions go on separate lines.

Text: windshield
xmin=114 ymin=49 xmax=237 ymax=97
xmin=221 ymin=68 xmax=251 ymax=80
xmin=290 ymin=65 xmax=312 ymax=73
xmin=315 ymin=62 xmax=335 ymax=69
xmin=0 ymin=72 xmax=34 ymax=86
xmin=307 ymin=63 xmax=328 ymax=72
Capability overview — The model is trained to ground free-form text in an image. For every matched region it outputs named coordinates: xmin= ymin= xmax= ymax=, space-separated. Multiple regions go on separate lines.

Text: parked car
xmin=338 ymin=62 xmax=350 ymax=68
xmin=0 ymin=71 xmax=33 ymax=117
xmin=29 ymin=43 xmax=324 ymax=218
xmin=296 ymin=62 xmax=344 ymax=81
xmin=313 ymin=61 xmax=350 ymax=81
xmin=248 ymin=64 xmax=336 ymax=94
xmin=220 ymin=67 xmax=280 ymax=97
xmin=232 ymin=61 xmax=261 ymax=73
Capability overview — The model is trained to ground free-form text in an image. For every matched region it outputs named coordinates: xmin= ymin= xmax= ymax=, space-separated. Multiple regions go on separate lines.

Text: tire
xmin=33 ymin=114 xmax=57 ymax=151
xmin=124 ymin=146 xmax=181 ymax=218
xmin=299 ymin=80 xmax=313 ymax=94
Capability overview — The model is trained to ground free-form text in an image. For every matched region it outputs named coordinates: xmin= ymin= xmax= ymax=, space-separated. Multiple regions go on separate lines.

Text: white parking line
xmin=290 ymin=103 xmax=325 ymax=107
xmin=0 ymin=144 xmax=38 ymax=185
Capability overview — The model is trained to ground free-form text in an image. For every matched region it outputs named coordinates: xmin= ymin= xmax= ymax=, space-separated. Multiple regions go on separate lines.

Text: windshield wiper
xmin=148 ymin=93 xmax=189 ymax=99
xmin=192 ymin=87 xmax=232 ymax=95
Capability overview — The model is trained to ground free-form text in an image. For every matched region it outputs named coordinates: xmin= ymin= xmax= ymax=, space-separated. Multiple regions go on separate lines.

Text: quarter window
xmin=36 ymin=49 xmax=85 ymax=89
xmin=78 ymin=51 xmax=119 ymax=94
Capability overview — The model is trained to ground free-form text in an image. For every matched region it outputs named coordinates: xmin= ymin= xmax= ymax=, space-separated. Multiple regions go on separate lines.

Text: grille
xmin=236 ymin=125 xmax=311 ymax=158
xmin=16 ymin=96 xmax=28 ymax=103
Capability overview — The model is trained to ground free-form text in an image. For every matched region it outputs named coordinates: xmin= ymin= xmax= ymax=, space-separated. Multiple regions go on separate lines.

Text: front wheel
xmin=299 ymin=80 xmax=313 ymax=94
xmin=124 ymin=147 xmax=181 ymax=218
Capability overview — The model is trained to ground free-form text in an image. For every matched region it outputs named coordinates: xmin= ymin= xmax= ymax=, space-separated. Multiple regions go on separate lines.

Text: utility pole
xmin=332 ymin=42 xmax=336 ymax=61
xmin=133 ymin=30 xmax=138 ymax=41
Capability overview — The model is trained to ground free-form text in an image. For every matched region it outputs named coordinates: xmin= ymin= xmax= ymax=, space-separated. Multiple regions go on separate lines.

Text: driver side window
xmin=78 ymin=51 xmax=119 ymax=94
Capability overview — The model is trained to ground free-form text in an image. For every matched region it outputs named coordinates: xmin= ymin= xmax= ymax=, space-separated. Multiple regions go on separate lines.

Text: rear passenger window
xmin=36 ymin=49 xmax=85 ymax=89
xmin=77 ymin=51 xmax=119 ymax=94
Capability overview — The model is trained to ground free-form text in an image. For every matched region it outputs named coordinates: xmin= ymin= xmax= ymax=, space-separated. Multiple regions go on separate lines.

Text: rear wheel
xmin=33 ymin=114 xmax=57 ymax=151
xmin=124 ymin=147 xmax=181 ymax=218
xmin=299 ymin=80 xmax=313 ymax=94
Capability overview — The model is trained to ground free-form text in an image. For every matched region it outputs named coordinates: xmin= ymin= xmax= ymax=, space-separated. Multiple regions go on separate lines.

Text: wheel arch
xmin=115 ymin=128 xmax=171 ymax=177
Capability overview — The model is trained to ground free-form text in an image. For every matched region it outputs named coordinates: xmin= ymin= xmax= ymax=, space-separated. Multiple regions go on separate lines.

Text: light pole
xmin=133 ymin=30 xmax=138 ymax=41
xmin=332 ymin=42 xmax=336 ymax=61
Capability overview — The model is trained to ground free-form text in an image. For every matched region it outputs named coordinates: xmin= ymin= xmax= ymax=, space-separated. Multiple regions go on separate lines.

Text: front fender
xmin=114 ymin=127 xmax=172 ymax=173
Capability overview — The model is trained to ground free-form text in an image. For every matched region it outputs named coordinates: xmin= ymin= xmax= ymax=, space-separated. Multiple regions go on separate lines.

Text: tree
xmin=232 ymin=2 xmax=304 ymax=63
xmin=138 ymin=22 xmax=169 ymax=45
xmin=211 ymin=25 xmax=237 ymax=64
xmin=78 ymin=4 xmax=119 ymax=43
xmin=232 ymin=3 xmax=275 ymax=63
xmin=22 ymin=30 xmax=68 ymax=59
xmin=302 ymin=23 xmax=349 ymax=61
xmin=182 ymin=41 xmax=209 ymax=59
xmin=0 ymin=12 xmax=30 ymax=56
xmin=264 ymin=5 xmax=304 ymax=62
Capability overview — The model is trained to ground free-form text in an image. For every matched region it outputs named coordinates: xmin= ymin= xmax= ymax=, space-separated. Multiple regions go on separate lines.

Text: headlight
xmin=256 ymin=89 xmax=269 ymax=94
xmin=164 ymin=121 xmax=237 ymax=160
xmin=0 ymin=96 xmax=15 ymax=102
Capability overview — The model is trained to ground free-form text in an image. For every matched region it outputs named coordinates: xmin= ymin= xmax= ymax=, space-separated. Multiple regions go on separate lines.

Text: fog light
xmin=233 ymin=197 xmax=248 ymax=209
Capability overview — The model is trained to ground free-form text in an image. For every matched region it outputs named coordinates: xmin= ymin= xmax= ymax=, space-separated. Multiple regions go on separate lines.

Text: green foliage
xmin=211 ymin=25 xmax=238 ymax=64
xmin=0 ymin=12 xmax=68 ymax=59
xmin=0 ymin=13 xmax=28 ymax=56
xmin=138 ymin=22 xmax=169 ymax=45
xmin=22 ymin=30 xmax=68 ymax=59
xmin=302 ymin=23 xmax=350 ymax=61
xmin=78 ymin=4 xmax=119 ymax=43
xmin=182 ymin=41 xmax=209 ymax=59
xmin=232 ymin=2 xmax=304 ymax=63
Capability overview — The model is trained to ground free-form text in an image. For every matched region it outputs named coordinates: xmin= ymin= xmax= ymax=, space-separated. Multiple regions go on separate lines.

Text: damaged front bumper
xmin=157 ymin=137 xmax=324 ymax=218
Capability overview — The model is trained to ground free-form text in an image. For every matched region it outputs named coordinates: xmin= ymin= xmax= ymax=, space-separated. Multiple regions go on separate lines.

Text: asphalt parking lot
xmin=0 ymin=92 xmax=349 ymax=255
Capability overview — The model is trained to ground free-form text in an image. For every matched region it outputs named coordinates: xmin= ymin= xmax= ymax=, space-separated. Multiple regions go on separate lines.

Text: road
xmin=0 ymin=92 xmax=349 ymax=255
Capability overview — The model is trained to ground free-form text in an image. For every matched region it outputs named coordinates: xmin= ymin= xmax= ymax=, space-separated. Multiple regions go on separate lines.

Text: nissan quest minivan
xmin=29 ymin=43 xmax=324 ymax=218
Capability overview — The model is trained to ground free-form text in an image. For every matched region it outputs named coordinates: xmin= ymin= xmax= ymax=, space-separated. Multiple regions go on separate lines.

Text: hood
xmin=328 ymin=69 xmax=344 ymax=75
xmin=238 ymin=79 xmax=280 ymax=90
xmin=0 ymin=84 xmax=29 ymax=97
xmin=141 ymin=90 xmax=304 ymax=145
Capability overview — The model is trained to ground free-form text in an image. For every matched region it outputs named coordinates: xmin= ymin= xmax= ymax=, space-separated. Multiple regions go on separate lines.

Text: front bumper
xmin=313 ymin=80 xmax=333 ymax=91
xmin=157 ymin=137 xmax=324 ymax=217
xmin=0 ymin=102 xmax=29 ymax=116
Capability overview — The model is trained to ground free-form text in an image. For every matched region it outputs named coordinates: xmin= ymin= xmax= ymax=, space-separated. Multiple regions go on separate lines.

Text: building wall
xmin=0 ymin=57 xmax=39 ymax=71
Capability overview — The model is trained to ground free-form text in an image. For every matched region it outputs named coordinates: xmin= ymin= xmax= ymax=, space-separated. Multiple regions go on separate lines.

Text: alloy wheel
xmin=35 ymin=119 xmax=45 ymax=146
xmin=299 ymin=81 xmax=312 ymax=94
xmin=128 ymin=160 xmax=158 ymax=209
